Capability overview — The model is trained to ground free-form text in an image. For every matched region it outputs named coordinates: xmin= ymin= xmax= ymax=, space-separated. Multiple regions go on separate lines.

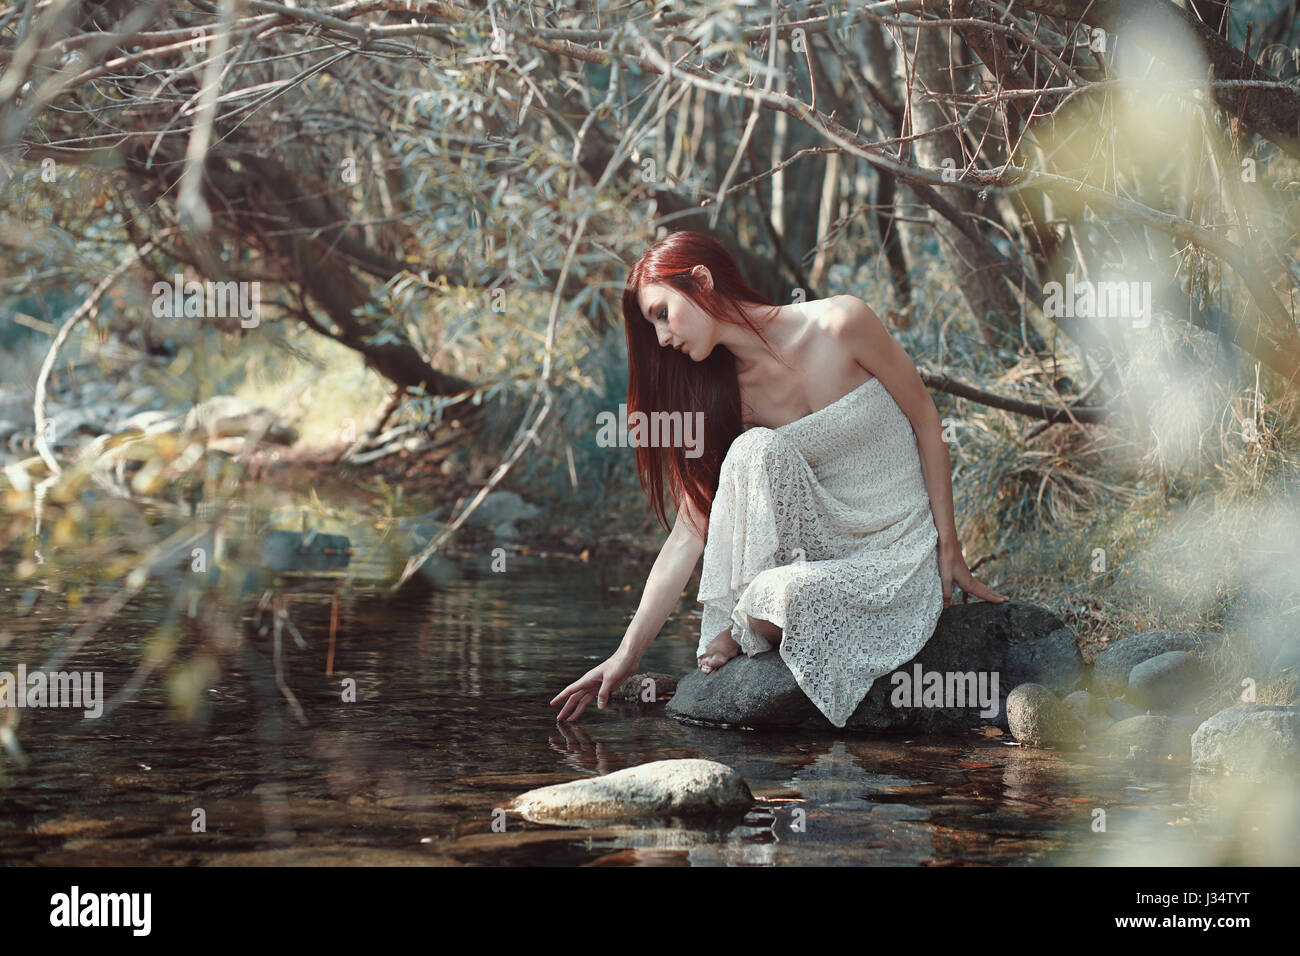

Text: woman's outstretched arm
xmin=550 ymin=498 xmax=707 ymax=721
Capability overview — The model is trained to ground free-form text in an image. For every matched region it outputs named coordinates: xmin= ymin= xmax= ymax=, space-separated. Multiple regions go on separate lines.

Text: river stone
xmin=1091 ymin=629 xmax=1222 ymax=698
xmin=1063 ymin=690 xmax=1114 ymax=736
xmin=1063 ymin=689 xmax=1104 ymax=719
xmin=1100 ymin=715 xmax=1192 ymax=762
xmin=460 ymin=489 xmax=540 ymax=528
xmin=613 ymin=672 xmax=678 ymax=704
xmin=1007 ymin=684 xmax=1084 ymax=747
xmin=666 ymin=601 xmax=1082 ymax=733
xmin=511 ymin=759 xmax=753 ymax=826
xmin=1191 ymin=705 xmax=1300 ymax=781
xmin=1126 ymin=650 xmax=1206 ymax=713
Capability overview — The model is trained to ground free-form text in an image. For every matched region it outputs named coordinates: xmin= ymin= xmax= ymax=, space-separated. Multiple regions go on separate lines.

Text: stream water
xmin=2 ymin=546 xmax=1296 ymax=867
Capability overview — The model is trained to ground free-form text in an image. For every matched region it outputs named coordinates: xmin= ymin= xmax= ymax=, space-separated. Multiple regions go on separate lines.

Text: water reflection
xmin=0 ymin=556 xmax=1294 ymax=866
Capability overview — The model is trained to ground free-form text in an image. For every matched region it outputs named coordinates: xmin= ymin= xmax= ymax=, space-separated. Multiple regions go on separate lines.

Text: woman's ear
xmin=691 ymin=264 xmax=714 ymax=292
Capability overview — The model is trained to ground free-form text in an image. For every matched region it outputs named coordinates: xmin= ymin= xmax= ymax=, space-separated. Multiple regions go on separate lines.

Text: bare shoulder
xmin=815 ymin=294 xmax=876 ymax=333
xmin=813 ymin=294 xmax=910 ymax=380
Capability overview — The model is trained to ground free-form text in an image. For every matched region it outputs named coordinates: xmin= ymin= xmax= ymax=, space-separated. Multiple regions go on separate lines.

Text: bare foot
xmin=697 ymin=628 xmax=741 ymax=674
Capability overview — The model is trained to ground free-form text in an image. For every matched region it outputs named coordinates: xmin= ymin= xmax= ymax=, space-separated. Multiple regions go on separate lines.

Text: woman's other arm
xmin=828 ymin=294 xmax=1009 ymax=607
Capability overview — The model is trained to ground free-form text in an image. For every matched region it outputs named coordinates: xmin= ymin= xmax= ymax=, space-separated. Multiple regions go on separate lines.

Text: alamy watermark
xmin=595 ymin=405 xmax=705 ymax=459
xmin=0 ymin=664 xmax=104 ymax=718
xmin=50 ymin=886 xmax=150 ymax=936
xmin=1043 ymin=274 xmax=1152 ymax=328
xmin=890 ymin=664 xmax=1000 ymax=719
xmin=151 ymin=273 xmax=262 ymax=328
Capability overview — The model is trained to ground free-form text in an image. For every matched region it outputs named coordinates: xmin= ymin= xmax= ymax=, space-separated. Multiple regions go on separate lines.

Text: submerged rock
xmin=1099 ymin=715 xmax=1192 ymax=763
xmin=511 ymin=759 xmax=753 ymax=826
xmin=1091 ymin=629 xmax=1222 ymax=698
xmin=1191 ymin=705 xmax=1300 ymax=781
xmin=666 ymin=601 xmax=1082 ymax=733
xmin=613 ymin=672 xmax=678 ymax=704
xmin=1007 ymin=684 xmax=1084 ymax=747
xmin=1062 ymin=690 xmax=1114 ymax=736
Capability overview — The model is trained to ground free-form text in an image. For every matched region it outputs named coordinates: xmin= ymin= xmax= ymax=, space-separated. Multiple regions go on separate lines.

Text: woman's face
xmin=636 ymin=278 xmax=713 ymax=361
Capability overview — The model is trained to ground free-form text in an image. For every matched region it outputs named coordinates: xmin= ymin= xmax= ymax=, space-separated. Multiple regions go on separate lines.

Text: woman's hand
xmin=550 ymin=648 xmax=640 ymax=723
xmin=938 ymin=540 xmax=1008 ymax=607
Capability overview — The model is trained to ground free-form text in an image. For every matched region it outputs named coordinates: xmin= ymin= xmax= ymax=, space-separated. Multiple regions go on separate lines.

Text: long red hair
xmin=621 ymin=230 xmax=786 ymax=539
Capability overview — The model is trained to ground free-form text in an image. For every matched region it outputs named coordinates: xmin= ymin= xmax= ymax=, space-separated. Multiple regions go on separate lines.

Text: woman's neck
xmin=728 ymin=301 xmax=806 ymax=378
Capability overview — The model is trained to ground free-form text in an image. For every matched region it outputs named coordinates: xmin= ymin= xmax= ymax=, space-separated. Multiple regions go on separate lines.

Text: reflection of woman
xmin=551 ymin=231 xmax=1007 ymax=725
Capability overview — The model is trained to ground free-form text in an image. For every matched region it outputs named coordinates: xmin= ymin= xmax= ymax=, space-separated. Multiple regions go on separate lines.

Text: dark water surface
xmin=1 ymin=556 xmax=1295 ymax=866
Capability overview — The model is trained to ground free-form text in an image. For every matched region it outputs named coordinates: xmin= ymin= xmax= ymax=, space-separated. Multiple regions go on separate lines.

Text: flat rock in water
xmin=666 ymin=601 xmax=1082 ymax=733
xmin=1191 ymin=705 xmax=1300 ymax=781
xmin=511 ymin=759 xmax=753 ymax=827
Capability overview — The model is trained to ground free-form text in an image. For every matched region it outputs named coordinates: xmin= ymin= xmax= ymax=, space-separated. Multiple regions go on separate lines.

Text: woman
xmin=551 ymin=230 xmax=1008 ymax=726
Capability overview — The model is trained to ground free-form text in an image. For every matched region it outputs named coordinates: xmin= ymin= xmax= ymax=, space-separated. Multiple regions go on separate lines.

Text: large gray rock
xmin=1091 ymin=629 xmax=1222 ymax=698
xmin=510 ymin=759 xmax=754 ymax=826
xmin=1191 ymin=705 xmax=1300 ymax=781
xmin=666 ymin=601 xmax=1083 ymax=733
xmin=1126 ymin=650 xmax=1207 ymax=713
xmin=1007 ymin=684 xmax=1084 ymax=747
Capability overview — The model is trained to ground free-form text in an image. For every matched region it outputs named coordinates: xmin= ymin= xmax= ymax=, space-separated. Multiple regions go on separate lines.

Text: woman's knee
xmin=721 ymin=426 xmax=796 ymax=477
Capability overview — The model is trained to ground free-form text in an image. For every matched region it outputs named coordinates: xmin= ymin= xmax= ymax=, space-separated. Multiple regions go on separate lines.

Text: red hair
xmin=621 ymin=230 xmax=786 ymax=539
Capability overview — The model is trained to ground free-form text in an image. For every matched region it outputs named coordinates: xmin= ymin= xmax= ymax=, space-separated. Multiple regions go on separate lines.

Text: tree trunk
xmin=906 ymin=24 xmax=1032 ymax=351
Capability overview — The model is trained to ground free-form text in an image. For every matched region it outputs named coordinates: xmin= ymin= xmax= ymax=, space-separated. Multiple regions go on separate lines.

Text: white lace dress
xmin=695 ymin=375 xmax=944 ymax=728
